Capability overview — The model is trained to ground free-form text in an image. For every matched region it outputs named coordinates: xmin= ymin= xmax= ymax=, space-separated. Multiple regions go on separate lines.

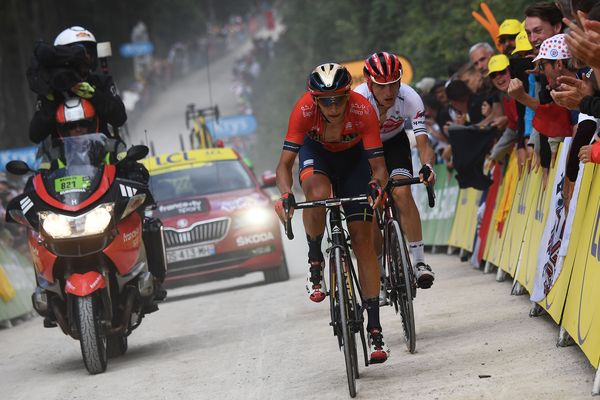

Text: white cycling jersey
xmin=354 ymin=82 xmax=427 ymax=142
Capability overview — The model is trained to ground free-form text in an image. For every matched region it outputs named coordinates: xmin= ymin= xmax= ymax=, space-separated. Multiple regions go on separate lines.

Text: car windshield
xmin=150 ymin=160 xmax=254 ymax=202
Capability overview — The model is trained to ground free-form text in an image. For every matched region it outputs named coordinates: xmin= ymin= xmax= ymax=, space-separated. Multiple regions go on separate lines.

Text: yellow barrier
xmin=482 ymin=168 xmax=508 ymax=266
xmin=449 ymin=141 xmax=600 ymax=370
xmin=514 ymin=167 xmax=549 ymax=293
xmin=561 ymin=164 xmax=600 ymax=367
xmin=448 ymin=188 xmax=482 ymax=251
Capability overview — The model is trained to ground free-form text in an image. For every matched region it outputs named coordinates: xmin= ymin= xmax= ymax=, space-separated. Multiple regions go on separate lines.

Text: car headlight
xmin=235 ymin=206 xmax=274 ymax=229
xmin=39 ymin=203 xmax=114 ymax=239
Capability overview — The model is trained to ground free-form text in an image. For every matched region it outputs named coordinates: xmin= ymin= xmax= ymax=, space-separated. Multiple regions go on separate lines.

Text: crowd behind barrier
xmin=409 ymin=0 xmax=600 ymax=391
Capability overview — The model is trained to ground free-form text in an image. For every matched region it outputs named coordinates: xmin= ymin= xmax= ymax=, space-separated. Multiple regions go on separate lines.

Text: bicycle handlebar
xmin=387 ymin=178 xmax=436 ymax=208
xmin=283 ymin=176 xmax=435 ymax=241
xmin=373 ymin=177 xmax=436 ymax=228
xmin=283 ymin=195 xmax=369 ymax=240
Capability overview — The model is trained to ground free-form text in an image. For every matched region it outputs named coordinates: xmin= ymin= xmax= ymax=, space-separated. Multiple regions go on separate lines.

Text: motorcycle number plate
xmin=54 ymin=176 xmax=91 ymax=194
xmin=167 ymin=244 xmax=215 ymax=263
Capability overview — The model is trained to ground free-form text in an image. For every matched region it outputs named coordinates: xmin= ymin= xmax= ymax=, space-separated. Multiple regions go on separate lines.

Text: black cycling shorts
xmin=383 ymin=131 xmax=413 ymax=179
xmin=298 ymin=137 xmax=373 ymax=222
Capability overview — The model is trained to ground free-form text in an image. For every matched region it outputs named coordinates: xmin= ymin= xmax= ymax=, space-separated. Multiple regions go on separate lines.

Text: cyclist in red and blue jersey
xmin=354 ymin=52 xmax=436 ymax=294
xmin=274 ymin=63 xmax=390 ymax=363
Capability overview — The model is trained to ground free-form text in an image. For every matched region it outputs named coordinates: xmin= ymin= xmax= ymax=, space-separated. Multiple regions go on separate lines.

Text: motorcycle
xmin=5 ymin=133 xmax=166 ymax=374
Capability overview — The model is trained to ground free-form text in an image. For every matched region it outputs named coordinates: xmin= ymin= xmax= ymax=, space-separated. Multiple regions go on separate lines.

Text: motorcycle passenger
xmin=40 ymin=98 xmax=166 ymax=308
xmin=354 ymin=52 xmax=436 ymax=296
xmin=274 ymin=63 xmax=390 ymax=363
xmin=29 ymin=26 xmax=127 ymax=145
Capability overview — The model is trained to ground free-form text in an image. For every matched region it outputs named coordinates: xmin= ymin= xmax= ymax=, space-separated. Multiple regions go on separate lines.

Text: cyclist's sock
xmin=364 ymin=297 xmax=381 ymax=331
xmin=408 ymin=240 xmax=425 ymax=265
xmin=306 ymin=233 xmax=324 ymax=262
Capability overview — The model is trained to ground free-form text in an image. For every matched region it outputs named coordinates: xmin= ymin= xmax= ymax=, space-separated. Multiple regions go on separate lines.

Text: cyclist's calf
xmin=348 ymin=221 xmax=380 ymax=298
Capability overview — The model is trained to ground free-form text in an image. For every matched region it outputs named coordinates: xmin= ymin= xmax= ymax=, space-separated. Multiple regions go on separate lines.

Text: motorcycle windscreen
xmin=43 ymin=134 xmax=109 ymax=206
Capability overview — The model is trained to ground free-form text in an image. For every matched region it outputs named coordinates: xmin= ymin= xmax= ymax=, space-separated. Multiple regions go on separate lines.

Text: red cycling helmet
xmin=307 ymin=63 xmax=352 ymax=96
xmin=363 ymin=52 xmax=402 ymax=85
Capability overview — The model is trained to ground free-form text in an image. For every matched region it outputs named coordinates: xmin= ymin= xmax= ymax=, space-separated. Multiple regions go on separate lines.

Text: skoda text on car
xmin=142 ymin=148 xmax=288 ymax=286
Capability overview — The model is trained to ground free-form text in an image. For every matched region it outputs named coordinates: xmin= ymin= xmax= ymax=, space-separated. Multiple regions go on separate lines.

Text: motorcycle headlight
xmin=39 ymin=203 xmax=114 ymax=239
xmin=235 ymin=206 xmax=274 ymax=229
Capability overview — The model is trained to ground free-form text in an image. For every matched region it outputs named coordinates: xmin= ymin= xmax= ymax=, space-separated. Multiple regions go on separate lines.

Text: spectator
xmin=498 ymin=19 xmax=522 ymax=55
xmin=486 ymin=55 xmax=520 ymax=161
xmin=469 ymin=42 xmax=495 ymax=76
xmin=446 ymin=80 xmax=482 ymax=126
xmin=554 ymin=4 xmax=600 ymax=116
xmin=507 ymin=2 xmax=565 ymax=172
xmin=422 ymin=94 xmax=450 ymax=159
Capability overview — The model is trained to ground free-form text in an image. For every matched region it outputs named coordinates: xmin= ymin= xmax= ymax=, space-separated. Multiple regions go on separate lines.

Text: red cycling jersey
xmin=283 ymin=91 xmax=384 ymax=159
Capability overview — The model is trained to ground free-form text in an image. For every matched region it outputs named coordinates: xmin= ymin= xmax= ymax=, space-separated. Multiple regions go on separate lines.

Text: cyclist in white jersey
xmin=354 ymin=52 xmax=436 ymax=294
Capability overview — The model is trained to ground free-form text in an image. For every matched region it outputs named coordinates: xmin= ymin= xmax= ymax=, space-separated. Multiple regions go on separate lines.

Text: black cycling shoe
xmin=416 ymin=262 xmax=435 ymax=289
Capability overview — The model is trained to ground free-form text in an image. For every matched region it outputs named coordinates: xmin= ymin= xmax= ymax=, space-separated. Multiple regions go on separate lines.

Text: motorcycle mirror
xmin=6 ymin=160 xmax=32 ymax=175
xmin=127 ymin=145 xmax=149 ymax=161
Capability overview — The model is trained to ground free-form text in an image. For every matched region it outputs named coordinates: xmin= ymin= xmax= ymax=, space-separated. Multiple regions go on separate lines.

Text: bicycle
xmin=283 ymin=190 xmax=370 ymax=398
xmin=185 ymin=104 xmax=220 ymax=149
xmin=376 ymin=175 xmax=435 ymax=354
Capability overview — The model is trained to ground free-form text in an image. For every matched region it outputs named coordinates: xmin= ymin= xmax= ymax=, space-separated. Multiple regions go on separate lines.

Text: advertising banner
xmin=532 ymin=140 xmax=571 ymax=302
xmin=514 ymin=167 xmax=548 ymax=293
xmin=561 ymin=164 xmax=600 ymax=367
xmin=498 ymin=161 xmax=538 ymax=276
xmin=413 ymin=165 xmax=459 ymax=246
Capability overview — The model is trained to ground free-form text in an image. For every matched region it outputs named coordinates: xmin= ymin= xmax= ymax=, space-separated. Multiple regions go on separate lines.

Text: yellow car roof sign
xmin=142 ymin=148 xmax=238 ymax=175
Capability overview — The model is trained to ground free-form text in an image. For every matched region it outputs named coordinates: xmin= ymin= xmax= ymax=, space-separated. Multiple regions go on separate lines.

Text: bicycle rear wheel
xmin=387 ymin=219 xmax=416 ymax=353
xmin=333 ymin=247 xmax=357 ymax=397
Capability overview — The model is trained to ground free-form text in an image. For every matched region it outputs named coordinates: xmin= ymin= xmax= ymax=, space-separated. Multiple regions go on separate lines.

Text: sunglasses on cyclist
xmin=316 ymin=94 xmax=349 ymax=107
xmin=489 ymin=68 xmax=510 ymax=79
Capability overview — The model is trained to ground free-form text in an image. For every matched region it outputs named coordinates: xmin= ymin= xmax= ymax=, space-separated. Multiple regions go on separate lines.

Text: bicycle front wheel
xmin=333 ymin=247 xmax=357 ymax=397
xmin=387 ymin=219 xmax=416 ymax=353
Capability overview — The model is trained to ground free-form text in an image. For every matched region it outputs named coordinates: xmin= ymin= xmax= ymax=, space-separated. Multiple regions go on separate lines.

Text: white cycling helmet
xmin=54 ymin=26 xmax=96 ymax=46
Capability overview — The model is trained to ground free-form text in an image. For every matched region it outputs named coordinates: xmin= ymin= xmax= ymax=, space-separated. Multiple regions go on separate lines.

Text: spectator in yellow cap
xmin=512 ymin=29 xmax=534 ymax=56
xmin=498 ymin=19 xmax=522 ymax=55
xmin=487 ymin=55 xmax=521 ymax=161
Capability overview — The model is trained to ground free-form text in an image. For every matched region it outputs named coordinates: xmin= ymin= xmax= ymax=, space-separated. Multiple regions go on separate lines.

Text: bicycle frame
xmin=286 ymin=194 xmax=369 ymax=397
xmin=377 ymin=176 xmax=435 ymax=353
xmin=326 ymin=205 xmax=367 ymax=356
xmin=185 ymin=104 xmax=220 ymax=149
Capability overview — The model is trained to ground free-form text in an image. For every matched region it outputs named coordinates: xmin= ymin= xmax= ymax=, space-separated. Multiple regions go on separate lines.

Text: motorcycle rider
xmin=29 ymin=26 xmax=127 ymax=146
xmin=34 ymin=98 xmax=166 ymax=328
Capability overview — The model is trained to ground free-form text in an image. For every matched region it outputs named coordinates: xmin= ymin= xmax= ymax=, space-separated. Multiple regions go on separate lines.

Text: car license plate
xmin=167 ymin=244 xmax=215 ymax=263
